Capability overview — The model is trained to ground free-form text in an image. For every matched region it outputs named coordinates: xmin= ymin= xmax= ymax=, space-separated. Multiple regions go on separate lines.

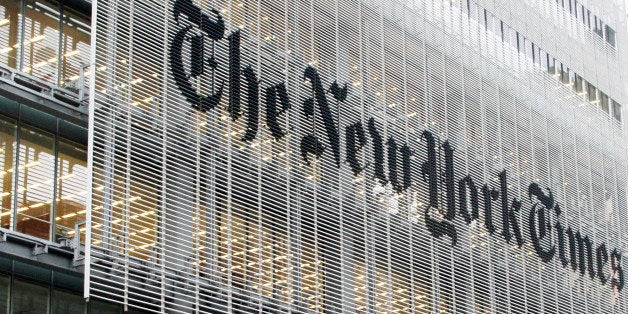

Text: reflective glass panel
xmin=0 ymin=274 xmax=8 ymax=314
xmin=0 ymin=116 xmax=16 ymax=229
xmin=88 ymin=161 xmax=159 ymax=259
xmin=15 ymin=124 xmax=54 ymax=240
xmin=11 ymin=279 xmax=50 ymax=313
xmin=52 ymin=289 xmax=85 ymax=314
xmin=574 ymin=74 xmax=584 ymax=94
xmin=89 ymin=299 xmax=121 ymax=314
xmin=613 ymin=100 xmax=622 ymax=122
xmin=55 ymin=139 xmax=87 ymax=241
xmin=0 ymin=0 xmax=21 ymax=69
xmin=600 ymin=92 xmax=610 ymax=113
xmin=606 ymin=26 xmax=616 ymax=47
xmin=587 ymin=83 xmax=597 ymax=102
xmin=22 ymin=0 xmax=61 ymax=84
xmin=217 ymin=209 xmax=323 ymax=308
xmin=59 ymin=7 xmax=90 ymax=89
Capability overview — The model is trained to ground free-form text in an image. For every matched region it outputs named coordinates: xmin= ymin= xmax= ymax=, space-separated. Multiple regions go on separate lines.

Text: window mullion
xmin=50 ymin=118 xmax=59 ymax=242
xmin=10 ymin=108 xmax=22 ymax=232
xmin=56 ymin=1 xmax=63 ymax=87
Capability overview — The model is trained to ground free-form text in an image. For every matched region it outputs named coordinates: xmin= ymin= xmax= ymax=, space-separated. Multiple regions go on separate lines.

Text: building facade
xmin=1 ymin=0 xmax=628 ymax=313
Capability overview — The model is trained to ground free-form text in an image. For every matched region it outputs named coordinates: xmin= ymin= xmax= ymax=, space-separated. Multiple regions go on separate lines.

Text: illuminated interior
xmin=0 ymin=0 xmax=92 ymax=241
xmin=0 ymin=0 xmax=90 ymax=87
xmin=54 ymin=138 xmax=87 ymax=239
xmin=353 ymin=261 xmax=427 ymax=314
xmin=218 ymin=207 xmax=325 ymax=310
xmin=0 ymin=117 xmax=16 ymax=230
xmin=0 ymin=0 xmax=621 ymax=312
xmin=0 ymin=113 xmax=87 ymax=242
xmin=89 ymin=165 xmax=159 ymax=260
xmin=14 ymin=124 xmax=55 ymax=239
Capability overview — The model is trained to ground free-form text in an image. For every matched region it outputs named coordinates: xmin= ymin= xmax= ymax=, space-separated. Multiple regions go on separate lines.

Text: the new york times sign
xmin=169 ymin=0 xmax=623 ymax=292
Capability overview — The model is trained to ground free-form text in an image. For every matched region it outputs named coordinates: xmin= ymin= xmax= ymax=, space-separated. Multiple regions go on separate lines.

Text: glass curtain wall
xmin=0 ymin=113 xmax=87 ymax=242
xmin=0 ymin=275 xmax=123 ymax=314
xmin=0 ymin=0 xmax=90 ymax=87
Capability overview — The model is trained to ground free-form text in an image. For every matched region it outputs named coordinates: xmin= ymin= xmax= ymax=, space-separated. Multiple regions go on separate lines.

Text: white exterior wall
xmin=87 ymin=0 xmax=628 ymax=313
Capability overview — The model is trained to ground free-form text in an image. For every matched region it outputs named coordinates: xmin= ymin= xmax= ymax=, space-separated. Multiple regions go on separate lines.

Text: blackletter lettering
xmin=528 ymin=204 xmax=555 ymax=262
xmin=421 ymin=131 xmax=439 ymax=209
xmin=528 ymin=183 xmax=556 ymax=262
xmin=443 ymin=141 xmax=456 ymax=221
xmin=368 ymin=118 xmax=386 ymax=185
xmin=228 ymin=31 xmax=241 ymax=120
xmin=458 ymin=176 xmax=479 ymax=224
xmin=300 ymin=134 xmax=324 ymax=165
xmin=241 ymin=66 xmax=259 ymax=141
xmin=265 ymin=82 xmax=291 ymax=140
xmin=345 ymin=122 xmax=367 ymax=176
xmin=566 ymin=227 xmax=578 ymax=272
xmin=611 ymin=249 xmax=624 ymax=292
xmin=301 ymin=67 xmax=341 ymax=167
xmin=555 ymin=217 xmax=570 ymax=267
xmin=170 ymin=29 xmax=223 ymax=111
xmin=499 ymin=171 xmax=524 ymax=247
xmin=168 ymin=3 xmax=622 ymax=292
xmin=482 ymin=184 xmax=498 ymax=235
xmin=170 ymin=0 xmax=224 ymax=111
xmin=597 ymin=243 xmax=609 ymax=285
xmin=421 ymin=131 xmax=457 ymax=246
xmin=507 ymin=199 xmax=525 ymax=247
xmin=225 ymin=31 xmax=259 ymax=141
xmin=387 ymin=137 xmax=412 ymax=193
xmin=190 ymin=35 xmax=205 ymax=78
xmin=173 ymin=0 xmax=225 ymax=40
xmin=566 ymin=228 xmax=595 ymax=279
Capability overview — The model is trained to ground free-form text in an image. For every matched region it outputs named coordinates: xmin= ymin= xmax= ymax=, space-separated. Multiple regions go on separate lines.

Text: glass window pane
xmin=606 ymin=26 xmax=616 ymax=47
xmin=0 ymin=116 xmax=16 ymax=229
xmin=59 ymin=7 xmax=90 ymax=89
xmin=0 ymin=274 xmax=8 ymax=314
xmin=468 ymin=1 xmax=478 ymax=21
xmin=55 ymin=139 xmax=87 ymax=241
xmin=581 ymin=5 xmax=586 ymax=24
xmin=485 ymin=12 xmax=493 ymax=33
xmin=89 ymin=299 xmax=120 ymax=314
xmin=22 ymin=0 xmax=61 ymax=84
xmin=560 ymin=64 xmax=570 ymax=85
xmin=0 ymin=0 xmax=21 ymax=69
xmin=11 ymin=279 xmax=50 ymax=313
xmin=547 ymin=54 xmax=556 ymax=76
xmin=16 ymin=125 xmax=54 ymax=240
xmin=600 ymin=92 xmax=609 ymax=113
xmin=613 ymin=100 xmax=622 ymax=122
xmin=217 ymin=206 xmax=323 ymax=308
xmin=569 ymin=0 xmax=576 ymax=14
xmin=53 ymin=289 xmax=85 ymax=314
xmin=574 ymin=74 xmax=584 ymax=94
xmin=500 ymin=21 xmax=506 ymax=43
xmin=594 ymin=17 xmax=604 ymax=37
xmin=587 ymin=83 xmax=597 ymax=102
xmin=539 ymin=49 xmax=547 ymax=70
xmin=90 ymin=154 xmax=158 ymax=260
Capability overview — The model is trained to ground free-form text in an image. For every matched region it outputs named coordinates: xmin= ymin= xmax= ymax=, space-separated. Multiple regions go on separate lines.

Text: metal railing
xmin=0 ymin=63 xmax=89 ymax=110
